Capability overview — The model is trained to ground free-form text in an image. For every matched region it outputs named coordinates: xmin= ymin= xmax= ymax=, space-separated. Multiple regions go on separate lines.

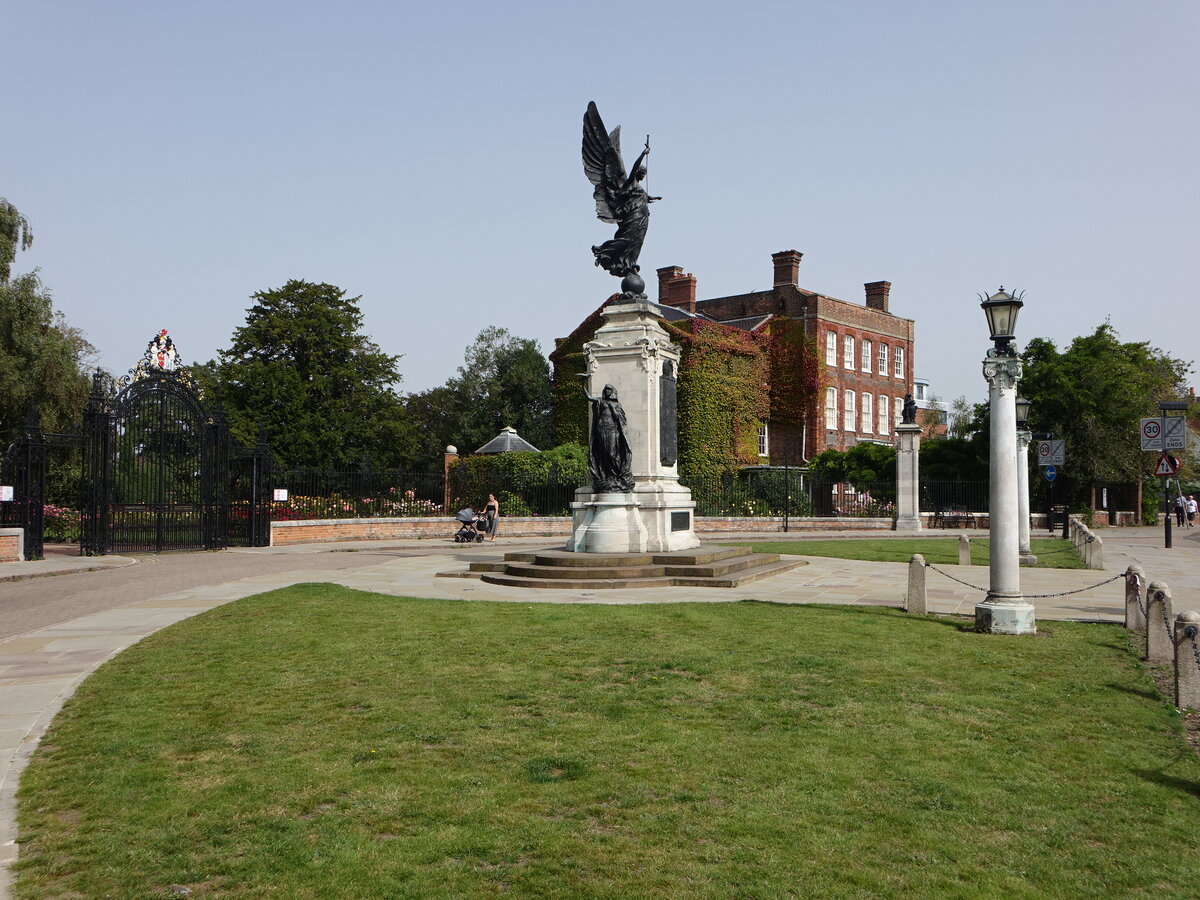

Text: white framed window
xmin=843 ymin=335 xmax=855 ymax=369
xmin=861 ymin=392 xmax=873 ymax=433
xmin=878 ymin=395 xmax=889 ymax=434
xmin=825 ymin=387 xmax=838 ymax=429
xmin=894 ymin=396 xmax=904 ymax=426
xmin=757 ymin=423 xmax=769 ymax=457
xmin=844 ymin=390 xmax=856 ymax=431
xmin=894 ymin=345 xmax=905 ymax=378
xmin=826 ymin=331 xmax=837 ymax=366
xmin=861 ymin=338 xmax=872 ymax=372
xmin=878 ymin=343 xmax=888 ymax=375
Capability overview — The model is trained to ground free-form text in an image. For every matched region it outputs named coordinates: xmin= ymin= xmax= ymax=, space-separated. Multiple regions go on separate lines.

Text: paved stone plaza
xmin=2 ymin=526 xmax=1197 ymax=897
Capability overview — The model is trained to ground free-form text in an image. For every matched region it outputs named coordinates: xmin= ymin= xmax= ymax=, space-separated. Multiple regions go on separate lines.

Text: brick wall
xmin=0 ymin=528 xmax=25 ymax=562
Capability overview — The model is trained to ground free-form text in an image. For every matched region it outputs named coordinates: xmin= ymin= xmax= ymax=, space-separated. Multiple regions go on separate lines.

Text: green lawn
xmin=727 ymin=537 xmax=1087 ymax=568
xmin=15 ymin=586 xmax=1200 ymax=898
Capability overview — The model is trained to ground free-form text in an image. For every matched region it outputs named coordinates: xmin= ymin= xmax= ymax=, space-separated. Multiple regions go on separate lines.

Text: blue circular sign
xmin=1044 ymin=465 xmax=1057 ymax=482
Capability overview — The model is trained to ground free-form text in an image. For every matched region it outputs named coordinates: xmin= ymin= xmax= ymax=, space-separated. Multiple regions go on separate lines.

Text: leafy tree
xmin=407 ymin=327 xmax=553 ymax=464
xmin=1019 ymin=323 xmax=1193 ymax=507
xmin=199 ymin=280 xmax=417 ymax=468
xmin=0 ymin=271 xmax=96 ymax=441
xmin=0 ymin=199 xmax=95 ymax=442
xmin=809 ymin=442 xmax=897 ymax=485
xmin=1 ymin=196 xmax=33 ymax=284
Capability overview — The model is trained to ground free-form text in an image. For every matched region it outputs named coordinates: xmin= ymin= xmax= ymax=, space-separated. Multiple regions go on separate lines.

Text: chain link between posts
xmin=922 ymin=562 xmax=1122 ymax=599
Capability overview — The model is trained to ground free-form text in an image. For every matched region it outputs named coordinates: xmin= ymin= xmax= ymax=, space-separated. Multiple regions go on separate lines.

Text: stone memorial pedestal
xmin=894 ymin=423 xmax=922 ymax=533
xmin=569 ymin=299 xmax=699 ymax=553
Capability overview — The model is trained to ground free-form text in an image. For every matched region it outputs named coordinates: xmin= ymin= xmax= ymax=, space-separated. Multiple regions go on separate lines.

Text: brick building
xmin=654 ymin=250 xmax=915 ymax=463
xmin=552 ymin=249 xmax=917 ymax=472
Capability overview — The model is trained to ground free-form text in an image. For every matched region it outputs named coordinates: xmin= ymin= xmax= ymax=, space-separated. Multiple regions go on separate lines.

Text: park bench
xmin=933 ymin=508 xmax=975 ymax=529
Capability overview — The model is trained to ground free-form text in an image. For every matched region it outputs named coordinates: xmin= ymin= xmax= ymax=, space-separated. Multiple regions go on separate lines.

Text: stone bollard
xmin=1145 ymin=581 xmax=1173 ymax=664
xmin=1124 ymin=564 xmax=1146 ymax=631
xmin=958 ymin=534 xmax=970 ymax=566
xmin=1175 ymin=611 xmax=1200 ymax=711
xmin=1090 ymin=536 xmax=1103 ymax=570
xmin=907 ymin=554 xmax=927 ymax=614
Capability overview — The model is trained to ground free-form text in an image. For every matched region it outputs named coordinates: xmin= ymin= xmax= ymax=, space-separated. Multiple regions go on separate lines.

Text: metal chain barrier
xmin=1023 ymin=573 xmax=1124 ymax=600
xmin=1160 ymin=596 xmax=1177 ymax=647
xmin=1188 ymin=627 xmax=1200 ymax=674
xmin=923 ymin=561 xmax=1123 ymax=599
xmin=1130 ymin=573 xmax=1147 ymax=618
xmin=923 ymin=562 xmax=989 ymax=593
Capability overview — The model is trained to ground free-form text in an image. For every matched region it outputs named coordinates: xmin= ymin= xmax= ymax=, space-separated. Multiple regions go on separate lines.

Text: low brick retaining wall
xmin=0 ymin=528 xmax=24 ymax=562
xmin=272 ymin=515 xmax=904 ymax=545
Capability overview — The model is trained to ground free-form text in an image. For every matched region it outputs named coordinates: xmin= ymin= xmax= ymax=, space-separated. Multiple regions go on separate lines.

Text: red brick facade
xmin=657 ymin=250 xmax=916 ymax=461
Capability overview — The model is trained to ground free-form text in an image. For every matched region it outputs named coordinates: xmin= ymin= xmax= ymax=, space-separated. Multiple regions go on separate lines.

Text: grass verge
xmin=15 ymin=586 xmax=1199 ymax=898
xmin=727 ymin=537 xmax=1086 ymax=568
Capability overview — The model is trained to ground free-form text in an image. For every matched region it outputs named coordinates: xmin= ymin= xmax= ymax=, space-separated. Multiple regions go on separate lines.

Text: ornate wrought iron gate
xmin=1 ymin=406 xmax=84 ymax=560
xmin=82 ymin=369 xmax=227 ymax=554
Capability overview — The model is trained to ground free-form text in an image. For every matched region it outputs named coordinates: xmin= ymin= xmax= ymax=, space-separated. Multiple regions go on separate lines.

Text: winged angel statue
xmin=582 ymin=101 xmax=660 ymax=299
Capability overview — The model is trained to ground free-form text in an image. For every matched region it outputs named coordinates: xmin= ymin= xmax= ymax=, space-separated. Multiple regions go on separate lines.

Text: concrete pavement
xmin=2 ymin=526 xmax=1198 ymax=897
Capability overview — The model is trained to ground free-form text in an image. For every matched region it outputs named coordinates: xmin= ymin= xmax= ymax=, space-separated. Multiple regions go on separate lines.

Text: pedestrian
xmin=1187 ymin=495 xmax=1197 ymax=528
xmin=1174 ymin=493 xmax=1186 ymax=527
xmin=484 ymin=493 xmax=500 ymax=541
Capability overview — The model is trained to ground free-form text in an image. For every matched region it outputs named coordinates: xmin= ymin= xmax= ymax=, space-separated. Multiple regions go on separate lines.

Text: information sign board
xmin=1163 ymin=415 xmax=1186 ymax=450
xmin=1037 ymin=440 xmax=1065 ymax=466
xmin=0 ymin=485 xmax=12 ymax=502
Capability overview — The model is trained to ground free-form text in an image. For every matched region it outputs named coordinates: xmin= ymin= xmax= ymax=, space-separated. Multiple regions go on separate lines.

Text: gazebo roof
xmin=475 ymin=425 xmax=539 ymax=455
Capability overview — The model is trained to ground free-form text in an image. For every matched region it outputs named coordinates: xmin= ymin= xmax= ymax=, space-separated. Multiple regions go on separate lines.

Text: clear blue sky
xmin=7 ymin=0 xmax=1198 ymax=408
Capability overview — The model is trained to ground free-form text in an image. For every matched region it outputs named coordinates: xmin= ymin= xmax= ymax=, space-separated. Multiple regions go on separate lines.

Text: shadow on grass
xmin=1132 ymin=768 xmax=1200 ymax=799
xmin=1107 ymin=683 xmax=1161 ymax=702
xmin=735 ymin=599 xmax=979 ymax=632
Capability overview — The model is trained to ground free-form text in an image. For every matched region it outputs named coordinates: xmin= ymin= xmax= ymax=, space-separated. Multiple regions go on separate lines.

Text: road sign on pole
xmin=1044 ymin=465 xmax=1057 ymax=482
xmin=1163 ymin=415 xmax=1186 ymax=450
xmin=1037 ymin=440 xmax=1065 ymax=466
xmin=1154 ymin=454 xmax=1179 ymax=477
xmin=1140 ymin=418 xmax=1164 ymax=450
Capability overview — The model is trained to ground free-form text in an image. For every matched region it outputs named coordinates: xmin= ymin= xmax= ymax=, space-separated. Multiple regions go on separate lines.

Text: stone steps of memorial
xmin=464 ymin=544 xmax=803 ymax=590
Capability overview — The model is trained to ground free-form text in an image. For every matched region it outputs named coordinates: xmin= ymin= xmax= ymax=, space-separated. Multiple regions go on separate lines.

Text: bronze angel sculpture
xmin=582 ymin=101 xmax=660 ymax=299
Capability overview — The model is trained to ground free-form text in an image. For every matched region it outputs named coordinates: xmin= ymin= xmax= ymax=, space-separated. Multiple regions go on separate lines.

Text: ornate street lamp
xmin=977 ymin=288 xmax=1036 ymax=634
xmin=980 ymin=287 xmax=1024 ymax=354
xmin=1014 ymin=396 xmax=1037 ymax=566
xmin=1014 ymin=396 xmax=1030 ymax=428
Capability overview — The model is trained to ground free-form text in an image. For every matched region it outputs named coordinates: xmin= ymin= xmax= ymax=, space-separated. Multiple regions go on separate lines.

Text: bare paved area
xmin=2 ymin=527 xmax=1197 ymax=898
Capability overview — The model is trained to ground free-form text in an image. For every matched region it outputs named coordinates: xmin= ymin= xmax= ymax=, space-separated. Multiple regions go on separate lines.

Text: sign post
xmin=1157 ymin=402 xmax=1188 ymax=549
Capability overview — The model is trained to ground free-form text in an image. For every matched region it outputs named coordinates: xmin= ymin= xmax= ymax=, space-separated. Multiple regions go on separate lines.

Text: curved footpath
xmin=2 ymin=526 xmax=1198 ymax=897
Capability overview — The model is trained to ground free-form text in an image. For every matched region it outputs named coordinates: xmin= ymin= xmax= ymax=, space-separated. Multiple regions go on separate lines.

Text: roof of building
xmin=475 ymin=426 xmax=539 ymax=455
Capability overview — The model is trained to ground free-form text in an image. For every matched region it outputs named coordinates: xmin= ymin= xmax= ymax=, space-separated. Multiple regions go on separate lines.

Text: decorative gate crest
xmin=122 ymin=329 xmax=200 ymax=394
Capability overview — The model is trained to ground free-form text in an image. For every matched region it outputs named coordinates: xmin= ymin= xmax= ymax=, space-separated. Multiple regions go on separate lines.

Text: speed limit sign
xmin=1140 ymin=417 xmax=1163 ymax=450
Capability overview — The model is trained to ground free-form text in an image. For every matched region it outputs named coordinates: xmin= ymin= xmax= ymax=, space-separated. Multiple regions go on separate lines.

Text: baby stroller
xmin=454 ymin=508 xmax=488 ymax=543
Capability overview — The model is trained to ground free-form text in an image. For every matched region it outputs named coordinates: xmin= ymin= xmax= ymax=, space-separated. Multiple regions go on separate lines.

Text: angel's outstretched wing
xmin=582 ymin=101 xmax=628 ymax=224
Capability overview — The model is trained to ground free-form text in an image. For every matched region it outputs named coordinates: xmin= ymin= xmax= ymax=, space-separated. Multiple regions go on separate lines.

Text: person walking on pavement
xmin=1187 ymin=495 xmax=1198 ymax=528
xmin=484 ymin=493 xmax=500 ymax=541
xmin=1174 ymin=493 xmax=1186 ymax=527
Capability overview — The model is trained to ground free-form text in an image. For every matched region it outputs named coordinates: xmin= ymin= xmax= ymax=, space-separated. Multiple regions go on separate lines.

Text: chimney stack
xmin=865 ymin=281 xmax=891 ymax=312
xmin=665 ymin=273 xmax=697 ymax=314
xmin=656 ymin=265 xmax=683 ymax=302
xmin=772 ymin=250 xmax=803 ymax=287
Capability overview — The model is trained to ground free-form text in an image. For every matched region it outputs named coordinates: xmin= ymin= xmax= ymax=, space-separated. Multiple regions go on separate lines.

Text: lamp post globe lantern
xmin=1014 ymin=396 xmax=1030 ymax=428
xmin=980 ymin=287 xmax=1024 ymax=353
xmin=977 ymin=287 xmax=1036 ymax=634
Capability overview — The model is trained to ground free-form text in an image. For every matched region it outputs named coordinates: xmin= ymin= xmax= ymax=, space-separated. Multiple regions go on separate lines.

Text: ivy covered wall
xmin=549 ymin=304 xmax=822 ymax=477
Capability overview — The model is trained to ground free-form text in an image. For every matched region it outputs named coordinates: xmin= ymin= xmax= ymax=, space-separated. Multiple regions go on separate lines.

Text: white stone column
xmin=975 ymin=352 xmax=1036 ymax=634
xmin=1016 ymin=429 xmax=1037 ymax=565
xmin=894 ymin=423 xmax=922 ymax=533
